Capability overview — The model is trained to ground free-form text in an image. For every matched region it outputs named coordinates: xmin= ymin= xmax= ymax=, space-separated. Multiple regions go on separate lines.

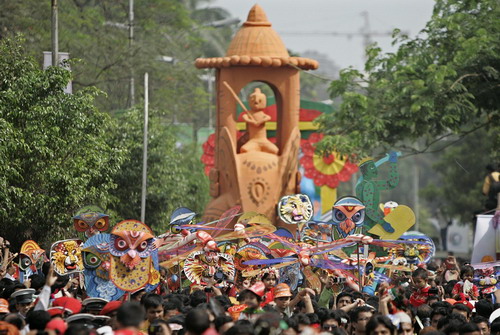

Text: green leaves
xmin=0 ymin=37 xmax=125 ymax=248
xmin=317 ymin=0 xmax=499 ymax=160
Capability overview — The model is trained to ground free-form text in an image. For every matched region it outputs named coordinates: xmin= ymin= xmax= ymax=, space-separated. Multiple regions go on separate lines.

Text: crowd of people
xmin=0 ymin=240 xmax=499 ymax=335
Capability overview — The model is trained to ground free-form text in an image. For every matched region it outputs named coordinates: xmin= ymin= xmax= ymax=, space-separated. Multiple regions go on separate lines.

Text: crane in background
xmin=279 ymin=11 xmax=409 ymax=61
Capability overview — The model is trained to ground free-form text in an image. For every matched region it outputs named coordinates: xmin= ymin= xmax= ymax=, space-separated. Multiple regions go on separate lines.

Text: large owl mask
xmin=109 ymin=220 xmax=155 ymax=292
xmin=110 ymin=220 xmax=154 ymax=269
xmin=73 ymin=212 xmax=110 ymax=238
xmin=331 ymin=196 xmax=366 ymax=238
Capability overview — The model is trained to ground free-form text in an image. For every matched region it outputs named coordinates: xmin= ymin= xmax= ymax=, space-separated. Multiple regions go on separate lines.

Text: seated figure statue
xmin=240 ymin=88 xmax=279 ymax=155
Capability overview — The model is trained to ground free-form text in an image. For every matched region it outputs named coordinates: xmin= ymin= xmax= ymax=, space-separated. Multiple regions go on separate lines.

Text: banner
xmin=471 ymin=215 xmax=496 ymax=263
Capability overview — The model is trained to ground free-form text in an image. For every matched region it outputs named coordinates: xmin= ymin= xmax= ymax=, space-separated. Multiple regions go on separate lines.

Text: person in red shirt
xmin=452 ymin=265 xmax=479 ymax=300
xmin=409 ymin=268 xmax=431 ymax=307
xmin=258 ymin=267 xmax=279 ymax=307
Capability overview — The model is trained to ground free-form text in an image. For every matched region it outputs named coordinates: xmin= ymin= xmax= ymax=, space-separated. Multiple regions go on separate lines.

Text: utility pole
xmin=129 ymin=0 xmax=135 ymax=107
xmin=141 ymin=73 xmax=149 ymax=223
xmin=51 ymin=0 xmax=58 ymax=66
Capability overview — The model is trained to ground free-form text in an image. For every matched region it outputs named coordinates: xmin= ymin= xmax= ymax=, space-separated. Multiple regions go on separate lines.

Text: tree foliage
xmin=315 ymin=0 xmax=499 ymax=160
xmin=108 ymin=108 xmax=209 ymax=234
xmin=0 ymin=37 xmax=126 ymax=248
xmin=420 ymin=130 xmax=495 ymax=223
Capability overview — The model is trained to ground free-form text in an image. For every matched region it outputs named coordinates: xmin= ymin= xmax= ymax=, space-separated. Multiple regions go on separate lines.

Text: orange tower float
xmin=196 ymin=5 xmax=318 ymax=229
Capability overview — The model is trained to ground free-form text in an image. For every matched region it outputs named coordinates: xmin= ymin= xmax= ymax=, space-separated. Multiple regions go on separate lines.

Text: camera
xmin=204 ymin=287 xmax=213 ymax=293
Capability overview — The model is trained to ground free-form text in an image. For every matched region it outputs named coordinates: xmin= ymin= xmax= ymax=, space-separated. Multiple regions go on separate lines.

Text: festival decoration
xmin=50 ymin=239 xmax=84 ymax=276
xmin=331 ymin=196 xmax=366 ymax=239
xmin=184 ymin=250 xmax=235 ymax=285
xmin=73 ymin=207 xmax=110 ymax=238
xmin=300 ymin=222 xmax=335 ymax=243
xmin=356 ymin=152 xmax=416 ymax=239
xmin=17 ymin=240 xmax=46 ymax=282
xmin=198 ymin=4 xmax=318 ymax=228
xmin=109 ymin=220 xmax=156 ymax=292
xmin=278 ymin=194 xmax=314 ymax=225
xmin=82 ymin=234 xmax=125 ymax=301
xmin=300 ymin=133 xmax=358 ymax=214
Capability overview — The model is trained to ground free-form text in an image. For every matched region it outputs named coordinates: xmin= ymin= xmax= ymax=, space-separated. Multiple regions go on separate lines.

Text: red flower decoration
xmin=299 ymin=133 xmax=358 ymax=188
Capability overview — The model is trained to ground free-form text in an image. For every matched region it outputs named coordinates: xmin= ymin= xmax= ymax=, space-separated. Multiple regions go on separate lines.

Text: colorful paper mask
xmin=50 ymin=239 xmax=84 ymax=275
xmin=19 ymin=240 xmax=46 ymax=272
xmin=109 ymin=220 xmax=155 ymax=292
xmin=278 ymin=194 xmax=313 ymax=224
xmin=73 ymin=211 xmax=110 ymax=238
xmin=331 ymin=196 xmax=365 ymax=238
xmin=82 ymin=234 xmax=125 ymax=301
xmin=184 ymin=251 xmax=235 ymax=285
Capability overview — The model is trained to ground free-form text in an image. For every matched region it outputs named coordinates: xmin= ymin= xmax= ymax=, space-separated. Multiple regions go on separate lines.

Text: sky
xmin=212 ymin=0 xmax=436 ymax=74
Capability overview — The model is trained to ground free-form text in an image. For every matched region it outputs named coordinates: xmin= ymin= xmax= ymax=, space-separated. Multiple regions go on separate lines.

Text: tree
xmin=107 ymin=108 xmax=209 ymax=234
xmin=0 ymin=37 xmax=126 ymax=249
xmin=420 ymin=130 xmax=495 ymax=224
xmin=315 ymin=0 xmax=499 ymax=160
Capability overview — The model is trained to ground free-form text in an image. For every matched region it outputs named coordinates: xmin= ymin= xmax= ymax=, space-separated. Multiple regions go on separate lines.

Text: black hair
xmin=213 ymin=295 xmax=232 ymax=311
xmin=437 ymin=313 xmax=467 ymax=331
xmin=296 ymin=298 xmax=319 ymax=313
xmin=26 ymin=310 xmax=50 ymax=331
xmin=214 ymin=315 xmax=234 ymax=332
xmin=261 ymin=272 xmax=277 ymax=281
xmin=471 ymin=316 xmax=488 ymax=325
xmin=366 ymin=296 xmax=380 ymax=311
xmin=189 ymin=290 xmax=208 ymax=307
xmin=225 ymin=321 xmax=254 ymax=335
xmin=431 ymin=307 xmax=450 ymax=320
xmin=351 ymin=291 xmax=364 ymax=301
xmin=306 ymin=313 xmax=319 ymax=324
xmin=412 ymin=268 xmax=428 ymax=280
xmin=292 ymin=313 xmax=311 ymax=326
xmin=117 ymin=302 xmax=145 ymax=328
xmin=452 ymin=304 xmax=471 ymax=317
xmin=491 ymin=321 xmax=500 ymax=334
xmin=337 ymin=292 xmax=353 ymax=303
xmin=474 ymin=299 xmax=494 ymax=318
xmin=366 ymin=315 xmax=396 ymax=335
xmin=237 ymin=289 xmax=261 ymax=303
xmin=254 ymin=313 xmax=285 ymax=335
xmin=332 ymin=328 xmax=349 ymax=335
xmin=431 ymin=301 xmax=452 ymax=310
xmin=3 ymin=313 xmax=25 ymax=330
xmin=184 ymin=308 xmax=210 ymax=335
xmin=460 ymin=266 xmax=474 ymax=278
xmin=141 ymin=293 xmax=163 ymax=310
xmin=131 ymin=288 xmax=145 ymax=299
xmin=350 ymin=305 xmax=374 ymax=323
xmin=28 ymin=274 xmax=45 ymax=291
xmin=321 ymin=310 xmax=342 ymax=326
xmin=458 ymin=322 xmax=479 ymax=335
